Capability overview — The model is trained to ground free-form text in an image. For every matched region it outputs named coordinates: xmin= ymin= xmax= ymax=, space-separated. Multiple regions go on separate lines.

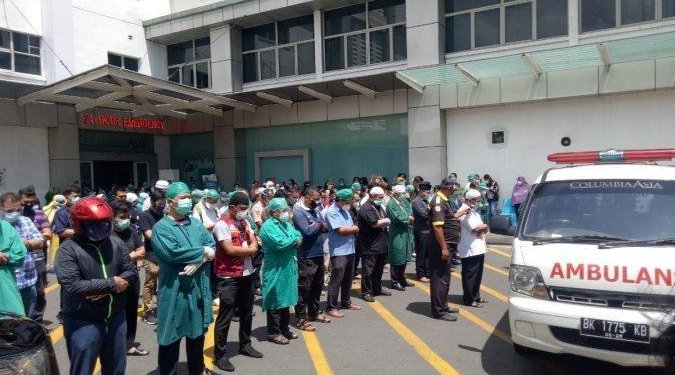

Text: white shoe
xmin=213 ymin=298 xmax=220 ymax=306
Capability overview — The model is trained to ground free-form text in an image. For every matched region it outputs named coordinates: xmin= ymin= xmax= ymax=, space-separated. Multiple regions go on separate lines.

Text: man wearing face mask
xmin=357 ymin=186 xmax=391 ymax=303
xmin=411 ymin=182 xmax=433 ymax=283
xmin=386 ymin=185 xmax=414 ymax=291
xmin=1 ymin=193 xmax=44 ymax=317
xmin=55 ymin=197 xmax=138 ymax=375
xmin=110 ymin=200 xmax=149 ymax=356
xmin=212 ymin=191 xmax=263 ymax=372
xmin=151 ymin=182 xmax=216 ymax=375
xmin=53 ymin=187 xmax=81 ymax=241
xmin=193 ymin=189 xmax=221 ymax=232
xmin=0 ymin=214 xmax=27 ymax=315
xmin=138 ymin=191 xmax=166 ymax=325
xmin=458 ymin=189 xmax=489 ymax=308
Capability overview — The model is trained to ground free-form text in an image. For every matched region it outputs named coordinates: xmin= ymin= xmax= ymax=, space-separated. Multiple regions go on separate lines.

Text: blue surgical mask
xmin=114 ymin=218 xmax=131 ymax=231
xmin=175 ymin=198 xmax=193 ymax=215
xmin=279 ymin=211 xmax=290 ymax=223
xmin=373 ymin=199 xmax=383 ymax=206
xmin=2 ymin=211 xmax=20 ymax=223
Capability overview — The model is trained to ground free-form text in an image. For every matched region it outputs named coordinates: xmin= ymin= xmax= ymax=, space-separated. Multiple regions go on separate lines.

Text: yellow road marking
xmin=484 ymin=263 xmax=509 ymax=277
xmin=203 ymin=307 xmax=219 ymax=370
xmin=452 ymin=273 xmax=508 ymax=303
xmin=45 ymin=283 xmax=60 ymax=294
xmin=488 ymin=247 xmax=511 ymax=259
xmin=49 ymin=325 xmax=64 ymax=344
xmin=302 ymin=331 xmax=337 ymax=375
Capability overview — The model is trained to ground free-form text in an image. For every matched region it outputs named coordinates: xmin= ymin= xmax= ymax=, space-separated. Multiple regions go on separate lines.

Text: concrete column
xmin=213 ymin=112 xmax=238 ymax=188
xmin=210 ymin=24 xmax=243 ymax=93
xmin=405 ymin=0 xmax=447 ymax=183
xmin=313 ymin=10 xmax=324 ymax=81
xmin=48 ymin=105 xmax=80 ymax=190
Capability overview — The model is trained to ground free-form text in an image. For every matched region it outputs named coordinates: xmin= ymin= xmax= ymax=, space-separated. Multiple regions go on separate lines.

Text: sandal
xmin=476 ymin=298 xmax=488 ymax=304
xmin=127 ymin=347 xmax=150 ymax=356
xmin=325 ymin=309 xmax=344 ymax=319
xmin=283 ymin=331 xmax=299 ymax=340
xmin=468 ymin=302 xmax=483 ymax=308
xmin=311 ymin=314 xmax=331 ymax=323
xmin=296 ymin=319 xmax=316 ymax=332
xmin=269 ymin=335 xmax=290 ymax=345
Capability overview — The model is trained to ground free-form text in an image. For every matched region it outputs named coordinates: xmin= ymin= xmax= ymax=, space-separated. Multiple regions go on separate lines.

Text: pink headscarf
xmin=511 ymin=176 xmax=530 ymax=205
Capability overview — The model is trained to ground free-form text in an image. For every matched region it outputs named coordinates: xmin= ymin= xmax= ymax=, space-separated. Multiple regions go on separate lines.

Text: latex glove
xmin=179 ymin=262 xmax=204 ymax=276
xmin=203 ymin=246 xmax=215 ymax=261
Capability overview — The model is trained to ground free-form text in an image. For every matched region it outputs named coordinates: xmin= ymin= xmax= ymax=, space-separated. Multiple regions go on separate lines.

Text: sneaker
xmin=142 ymin=309 xmax=157 ymax=325
xmin=436 ymin=313 xmax=458 ymax=322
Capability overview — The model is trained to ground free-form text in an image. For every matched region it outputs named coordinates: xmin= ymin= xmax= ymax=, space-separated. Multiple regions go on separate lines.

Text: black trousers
xmin=32 ymin=255 xmax=47 ymax=322
xmin=390 ymin=264 xmax=407 ymax=285
xmin=125 ymin=279 xmax=141 ymax=349
xmin=353 ymin=241 xmax=362 ymax=276
xmin=428 ymin=239 xmax=456 ymax=318
xmin=461 ymin=254 xmax=485 ymax=305
xmin=158 ymin=335 xmax=205 ymax=375
xmin=327 ymin=254 xmax=355 ymax=310
xmin=214 ymin=275 xmax=254 ymax=360
xmin=267 ymin=308 xmax=290 ymax=336
xmin=296 ymin=257 xmax=325 ymax=320
xmin=413 ymin=230 xmax=430 ymax=279
xmin=361 ymin=252 xmax=387 ymax=295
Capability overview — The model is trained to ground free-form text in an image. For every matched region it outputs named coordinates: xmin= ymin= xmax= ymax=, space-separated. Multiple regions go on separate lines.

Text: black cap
xmin=438 ymin=178 xmax=460 ymax=189
xmin=418 ymin=181 xmax=432 ymax=191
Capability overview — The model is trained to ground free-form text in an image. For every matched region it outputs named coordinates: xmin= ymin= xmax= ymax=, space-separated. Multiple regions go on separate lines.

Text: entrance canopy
xmin=396 ymin=31 xmax=675 ymax=93
xmin=17 ymin=65 xmax=256 ymax=119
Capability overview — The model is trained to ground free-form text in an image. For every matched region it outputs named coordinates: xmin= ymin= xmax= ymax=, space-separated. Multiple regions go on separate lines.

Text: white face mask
xmin=279 ymin=211 xmax=290 ymax=222
xmin=235 ymin=210 xmax=247 ymax=220
xmin=341 ymin=203 xmax=351 ymax=211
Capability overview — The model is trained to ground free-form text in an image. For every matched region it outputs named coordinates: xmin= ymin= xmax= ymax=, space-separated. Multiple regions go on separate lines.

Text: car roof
xmin=534 ymin=163 xmax=675 ymax=183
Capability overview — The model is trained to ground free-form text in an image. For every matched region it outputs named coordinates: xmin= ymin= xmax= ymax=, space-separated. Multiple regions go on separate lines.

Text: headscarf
xmin=267 ymin=197 xmax=289 ymax=212
xmin=43 ymin=194 xmax=66 ymax=224
xmin=166 ymin=181 xmax=190 ymax=199
xmin=511 ymin=176 xmax=530 ymax=205
xmin=336 ymin=189 xmax=353 ymax=201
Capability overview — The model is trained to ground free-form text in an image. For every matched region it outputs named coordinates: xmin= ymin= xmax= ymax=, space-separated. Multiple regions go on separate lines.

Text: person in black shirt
xmin=110 ymin=200 xmax=149 ymax=356
xmin=428 ymin=178 xmax=470 ymax=321
xmin=357 ymin=186 xmax=392 ymax=303
xmin=137 ymin=191 xmax=165 ymax=325
xmin=411 ymin=181 xmax=433 ymax=282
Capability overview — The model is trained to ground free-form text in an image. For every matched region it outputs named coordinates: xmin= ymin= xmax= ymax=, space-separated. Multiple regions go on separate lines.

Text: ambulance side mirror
xmin=489 ymin=216 xmax=514 ymax=236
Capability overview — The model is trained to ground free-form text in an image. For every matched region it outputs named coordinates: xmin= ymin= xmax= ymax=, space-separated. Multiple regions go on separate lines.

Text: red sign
xmin=82 ymin=114 xmax=165 ymax=131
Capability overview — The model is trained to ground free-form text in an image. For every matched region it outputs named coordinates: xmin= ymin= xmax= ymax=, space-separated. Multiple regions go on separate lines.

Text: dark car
xmin=0 ymin=311 xmax=59 ymax=374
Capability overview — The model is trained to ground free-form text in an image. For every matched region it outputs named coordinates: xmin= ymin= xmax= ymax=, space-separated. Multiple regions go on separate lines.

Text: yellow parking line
xmin=203 ymin=307 xmax=220 ymax=370
xmin=302 ymin=331 xmax=336 ymax=375
xmin=484 ymin=263 xmax=509 ymax=277
xmin=45 ymin=283 xmax=60 ymax=294
xmin=49 ymin=325 xmax=64 ymax=344
xmin=488 ymin=247 xmax=511 ymax=259
xmin=452 ymin=273 xmax=509 ymax=303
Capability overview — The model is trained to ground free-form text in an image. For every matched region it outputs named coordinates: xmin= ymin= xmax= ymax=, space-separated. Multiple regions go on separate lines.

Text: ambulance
xmin=505 ymin=149 xmax=675 ymax=367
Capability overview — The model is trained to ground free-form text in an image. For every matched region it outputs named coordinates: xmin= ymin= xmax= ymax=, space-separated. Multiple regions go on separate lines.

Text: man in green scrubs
xmin=0 ymin=220 xmax=26 ymax=315
xmin=151 ymin=182 xmax=217 ymax=375
xmin=387 ymin=185 xmax=414 ymax=290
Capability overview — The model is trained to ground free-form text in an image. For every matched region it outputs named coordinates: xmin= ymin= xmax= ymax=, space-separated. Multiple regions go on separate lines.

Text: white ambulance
xmin=505 ymin=149 xmax=675 ymax=367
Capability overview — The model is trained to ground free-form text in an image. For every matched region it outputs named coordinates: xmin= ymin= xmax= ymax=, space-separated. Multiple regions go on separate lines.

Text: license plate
xmin=580 ymin=318 xmax=650 ymax=343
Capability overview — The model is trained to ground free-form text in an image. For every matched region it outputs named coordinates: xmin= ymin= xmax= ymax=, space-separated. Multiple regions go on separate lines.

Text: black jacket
xmin=55 ymin=235 xmax=138 ymax=322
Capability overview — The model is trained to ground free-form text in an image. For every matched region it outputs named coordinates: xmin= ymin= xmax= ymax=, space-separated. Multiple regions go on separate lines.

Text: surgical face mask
xmin=84 ymin=221 xmax=111 ymax=242
xmin=373 ymin=199 xmax=383 ymax=206
xmin=175 ymin=198 xmax=193 ymax=215
xmin=114 ymin=218 xmax=131 ymax=231
xmin=279 ymin=211 xmax=290 ymax=223
xmin=235 ymin=210 xmax=248 ymax=221
xmin=341 ymin=203 xmax=351 ymax=211
xmin=69 ymin=196 xmax=80 ymax=206
xmin=517 ymin=180 xmax=524 ymax=186
xmin=1 ymin=211 xmax=20 ymax=223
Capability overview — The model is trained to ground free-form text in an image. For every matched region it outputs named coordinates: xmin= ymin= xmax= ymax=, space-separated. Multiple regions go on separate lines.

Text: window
xmin=445 ymin=0 xmax=568 ymax=53
xmin=167 ymin=37 xmax=211 ymax=88
xmin=580 ymin=0 xmax=661 ymax=32
xmin=324 ymin=0 xmax=406 ymax=72
xmin=108 ymin=53 xmax=139 ymax=72
xmin=242 ymin=15 xmax=315 ymax=83
xmin=0 ymin=28 xmax=41 ymax=75
xmin=666 ymin=0 xmax=675 ymax=18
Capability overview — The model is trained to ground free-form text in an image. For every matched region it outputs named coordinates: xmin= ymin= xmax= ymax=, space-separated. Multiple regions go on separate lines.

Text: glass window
xmin=324 ymin=4 xmax=366 ymax=36
xmin=0 ymin=51 xmax=10 ymax=69
xmin=446 ymin=13 xmax=471 ymax=52
xmin=0 ymin=30 xmax=9 ymax=49
xmin=665 ymin=0 xmax=675 ymax=18
xmin=108 ymin=53 xmax=122 ymax=67
xmin=195 ymin=37 xmax=211 ymax=60
xmin=279 ymin=46 xmax=295 ymax=77
xmin=621 ymin=0 xmax=655 ymax=25
xmin=369 ymin=29 xmax=390 ymax=64
xmin=580 ymin=0 xmax=616 ymax=32
xmin=124 ymin=57 xmax=139 ymax=72
xmin=475 ymin=8 xmax=500 ymax=47
xmin=242 ymin=23 xmax=276 ymax=51
xmin=181 ymin=64 xmax=194 ymax=86
xmin=445 ymin=0 xmax=499 ymax=13
xmin=369 ymin=0 xmax=406 ymax=27
xmin=537 ymin=0 xmax=568 ymax=38
xmin=325 ymin=37 xmax=344 ymax=71
xmin=393 ymin=25 xmax=407 ymax=61
xmin=347 ymin=33 xmax=367 ymax=67
xmin=506 ymin=3 xmax=532 ymax=43
xmin=28 ymin=36 xmax=39 ymax=55
xmin=14 ymin=54 xmax=40 ymax=75
xmin=167 ymin=40 xmax=194 ymax=65
xmin=278 ymin=15 xmax=314 ymax=44
xmin=196 ymin=62 xmax=209 ymax=88
xmin=168 ymin=67 xmax=180 ymax=83
xmin=297 ymin=41 xmax=315 ymax=75
xmin=260 ymin=49 xmax=276 ymax=80
xmin=13 ymin=32 xmax=28 ymax=53
xmin=243 ymin=53 xmax=257 ymax=83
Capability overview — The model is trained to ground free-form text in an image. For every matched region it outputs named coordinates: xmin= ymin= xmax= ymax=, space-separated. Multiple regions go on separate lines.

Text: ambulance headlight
xmin=509 ymin=265 xmax=550 ymax=300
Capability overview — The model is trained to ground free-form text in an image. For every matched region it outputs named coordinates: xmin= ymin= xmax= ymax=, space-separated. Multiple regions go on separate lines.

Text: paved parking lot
xmin=43 ymin=245 xmax=660 ymax=375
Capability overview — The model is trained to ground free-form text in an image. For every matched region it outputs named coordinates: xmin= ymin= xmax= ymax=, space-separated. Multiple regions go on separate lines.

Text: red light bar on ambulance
xmin=548 ymin=149 xmax=675 ymax=164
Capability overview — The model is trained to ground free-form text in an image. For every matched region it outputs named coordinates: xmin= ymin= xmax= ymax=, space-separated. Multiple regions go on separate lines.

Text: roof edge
xmin=142 ymin=0 xmax=249 ymax=27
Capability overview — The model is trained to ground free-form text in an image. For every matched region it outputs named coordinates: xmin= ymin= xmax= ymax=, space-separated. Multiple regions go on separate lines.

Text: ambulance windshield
xmin=521 ymin=180 xmax=675 ymax=242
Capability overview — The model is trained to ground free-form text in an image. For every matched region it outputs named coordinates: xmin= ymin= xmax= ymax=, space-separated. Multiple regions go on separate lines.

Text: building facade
xmin=1 ymin=0 xmax=675 ymax=202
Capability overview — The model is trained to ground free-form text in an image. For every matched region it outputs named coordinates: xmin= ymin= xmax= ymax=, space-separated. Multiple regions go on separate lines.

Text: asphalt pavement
xmin=42 ymin=245 xmax=660 ymax=375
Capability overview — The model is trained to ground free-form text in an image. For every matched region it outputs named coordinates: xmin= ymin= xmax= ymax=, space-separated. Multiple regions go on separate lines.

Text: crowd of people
xmin=0 ymin=172 xmax=535 ymax=375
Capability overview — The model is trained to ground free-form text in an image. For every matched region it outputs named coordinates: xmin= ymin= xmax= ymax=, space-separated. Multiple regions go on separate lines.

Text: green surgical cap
xmin=167 ymin=182 xmax=190 ymax=199
xmin=267 ymin=197 xmax=289 ymax=212
xmin=227 ymin=191 xmax=236 ymax=200
xmin=205 ymin=189 xmax=219 ymax=199
xmin=406 ymin=184 xmax=415 ymax=193
xmin=336 ymin=188 xmax=353 ymax=201
xmin=351 ymin=182 xmax=361 ymax=192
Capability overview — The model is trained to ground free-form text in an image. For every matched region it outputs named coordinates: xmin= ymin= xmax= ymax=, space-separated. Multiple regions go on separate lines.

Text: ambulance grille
xmin=549 ymin=287 xmax=675 ymax=311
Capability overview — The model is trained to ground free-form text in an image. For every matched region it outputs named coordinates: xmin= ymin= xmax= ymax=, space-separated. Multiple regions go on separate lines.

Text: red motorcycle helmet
xmin=70 ymin=197 xmax=114 ymax=234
